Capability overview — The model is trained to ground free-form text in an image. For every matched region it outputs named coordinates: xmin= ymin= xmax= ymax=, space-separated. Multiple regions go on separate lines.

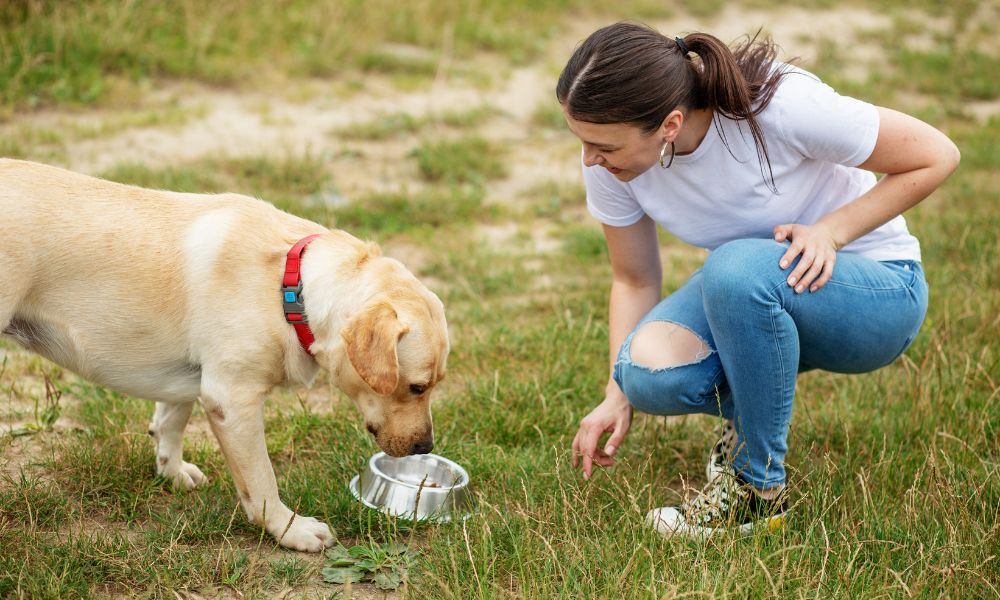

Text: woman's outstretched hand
xmin=773 ymin=221 xmax=841 ymax=293
xmin=571 ymin=392 xmax=633 ymax=479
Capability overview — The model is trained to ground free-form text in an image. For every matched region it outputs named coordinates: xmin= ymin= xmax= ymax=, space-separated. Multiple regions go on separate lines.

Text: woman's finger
xmin=773 ymin=224 xmax=791 ymax=243
xmin=577 ymin=424 xmax=604 ymax=478
xmin=786 ymin=248 xmax=815 ymax=288
xmin=811 ymin=255 xmax=837 ymax=291
xmin=603 ymin=422 xmax=628 ymax=457
xmin=779 ymin=245 xmax=801 ymax=270
xmin=581 ymin=451 xmax=595 ymax=479
xmin=797 ymin=256 xmax=826 ymax=293
xmin=592 ymin=447 xmax=616 ymax=467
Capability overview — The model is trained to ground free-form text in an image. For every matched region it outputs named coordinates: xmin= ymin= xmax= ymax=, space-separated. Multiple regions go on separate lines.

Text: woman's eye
xmin=409 ymin=384 xmax=427 ymax=395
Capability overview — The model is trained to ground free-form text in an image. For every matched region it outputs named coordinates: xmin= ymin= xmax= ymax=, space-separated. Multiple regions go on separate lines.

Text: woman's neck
xmin=676 ymin=109 xmax=714 ymax=155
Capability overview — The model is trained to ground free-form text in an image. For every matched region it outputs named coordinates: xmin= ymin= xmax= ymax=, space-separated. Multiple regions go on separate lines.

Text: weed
xmin=7 ymin=376 xmax=62 ymax=438
xmin=322 ymin=541 xmax=418 ymax=590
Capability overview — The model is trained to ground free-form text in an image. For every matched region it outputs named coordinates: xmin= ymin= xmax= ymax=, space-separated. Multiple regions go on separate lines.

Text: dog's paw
xmin=160 ymin=461 xmax=208 ymax=490
xmin=275 ymin=515 xmax=336 ymax=552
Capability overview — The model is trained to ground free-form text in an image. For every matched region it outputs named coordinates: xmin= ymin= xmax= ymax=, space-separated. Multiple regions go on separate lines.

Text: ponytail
xmin=682 ymin=30 xmax=786 ymax=190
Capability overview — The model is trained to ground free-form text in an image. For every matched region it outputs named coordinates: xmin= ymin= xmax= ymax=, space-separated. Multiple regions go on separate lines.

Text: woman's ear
xmin=659 ymin=109 xmax=685 ymax=143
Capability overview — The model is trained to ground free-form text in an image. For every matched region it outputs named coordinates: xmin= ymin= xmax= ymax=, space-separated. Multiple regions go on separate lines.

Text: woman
xmin=561 ymin=22 xmax=959 ymax=538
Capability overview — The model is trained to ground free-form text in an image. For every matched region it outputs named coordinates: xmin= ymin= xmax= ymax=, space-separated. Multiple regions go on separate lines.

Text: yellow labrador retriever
xmin=0 ymin=159 xmax=449 ymax=551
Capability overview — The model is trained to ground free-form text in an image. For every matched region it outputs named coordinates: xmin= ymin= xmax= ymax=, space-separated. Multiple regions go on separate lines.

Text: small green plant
xmin=9 ymin=375 xmax=62 ymax=438
xmin=321 ymin=541 xmax=418 ymax=590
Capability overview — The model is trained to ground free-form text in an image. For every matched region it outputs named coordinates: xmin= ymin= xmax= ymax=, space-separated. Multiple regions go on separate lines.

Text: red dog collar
xmin=282 ymin=234 xmax=323 ymax=355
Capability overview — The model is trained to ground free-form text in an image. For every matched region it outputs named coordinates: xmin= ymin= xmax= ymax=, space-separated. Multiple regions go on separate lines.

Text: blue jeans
xmin=612 ymin=239 xmax=928 ymax=489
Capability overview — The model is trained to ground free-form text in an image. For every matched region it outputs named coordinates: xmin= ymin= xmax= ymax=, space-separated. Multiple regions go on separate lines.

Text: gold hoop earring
xmin=659 ymin=141 xmax=675 ymax=169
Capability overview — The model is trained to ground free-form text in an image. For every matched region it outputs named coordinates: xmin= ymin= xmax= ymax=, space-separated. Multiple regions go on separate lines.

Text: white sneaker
xmin=646 ymin=466 xmax=788 ymax=540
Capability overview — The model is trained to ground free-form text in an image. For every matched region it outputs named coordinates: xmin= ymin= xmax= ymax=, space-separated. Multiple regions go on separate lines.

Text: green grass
xmin=98 ymin=153 xmax=335 ymax=224
xmin=0 ymin=0 xmax=589 ymax=113
xmin=337 ymin=112 xmax=426 ymax=141
xmin=332 ymin=185 xmax=492 ymax=238
xmin=1 ymin=1 xmax=999 ymax=598
xmin=413 ymin=136 xmax=508 ymax=184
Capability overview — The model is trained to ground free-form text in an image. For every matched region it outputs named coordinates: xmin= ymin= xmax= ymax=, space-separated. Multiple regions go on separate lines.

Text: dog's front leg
xmin=200 ymin=376 xmax=334 ymax=552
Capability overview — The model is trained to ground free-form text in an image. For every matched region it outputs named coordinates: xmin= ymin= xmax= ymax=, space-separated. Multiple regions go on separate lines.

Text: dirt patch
xmin=966 ymin=99 xmax=1000 ymax=122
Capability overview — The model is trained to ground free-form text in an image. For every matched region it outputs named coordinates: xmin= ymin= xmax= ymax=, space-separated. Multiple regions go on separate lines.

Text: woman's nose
xmin=582 ymin=145 xmax=602 ymax=167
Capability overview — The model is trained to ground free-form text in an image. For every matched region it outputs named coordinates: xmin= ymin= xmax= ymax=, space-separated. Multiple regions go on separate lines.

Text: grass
xmin=0 ymin=0 xmax=597 ymax=114
xmin=332 ymin=185 xmax=493 ymax=238
xmin=412 ymin=136 xmax=508 ymax=184
xmin=1 ymin=1 xmax=999 ymax=598
xmin=98 ymin=153 xmax=336 ymax=223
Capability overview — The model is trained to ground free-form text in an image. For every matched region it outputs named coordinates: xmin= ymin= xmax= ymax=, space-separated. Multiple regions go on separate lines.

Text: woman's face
xmin=562 ymin=111 xmax=664 ymax=182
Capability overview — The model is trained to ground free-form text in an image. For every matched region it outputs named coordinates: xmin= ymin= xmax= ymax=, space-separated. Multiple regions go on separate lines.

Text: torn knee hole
xmin=629 ymin=321 xmax=713 ymax=370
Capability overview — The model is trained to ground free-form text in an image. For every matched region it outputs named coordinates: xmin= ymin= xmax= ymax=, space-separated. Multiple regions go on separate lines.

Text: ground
xmin=2 ymin=2 xmax=998 ymax=598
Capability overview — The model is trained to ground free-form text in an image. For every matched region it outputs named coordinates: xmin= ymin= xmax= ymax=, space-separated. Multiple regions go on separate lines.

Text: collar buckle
xmin=282 ymin=282 xmax=307 ymax=323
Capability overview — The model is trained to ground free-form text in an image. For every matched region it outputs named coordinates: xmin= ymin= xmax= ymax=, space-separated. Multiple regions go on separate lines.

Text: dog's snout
xmin=366 ymin=423 xmax=378 ymax=437
xmin=411 ymin=440 xmax=433 ymax=455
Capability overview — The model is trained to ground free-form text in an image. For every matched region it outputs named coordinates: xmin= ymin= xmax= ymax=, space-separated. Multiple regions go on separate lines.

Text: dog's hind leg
xmin=149 ymin=400 xmax=208 ymax=489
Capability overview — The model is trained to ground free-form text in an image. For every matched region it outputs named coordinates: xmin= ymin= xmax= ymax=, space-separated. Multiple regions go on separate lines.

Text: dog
xmin=0 ymin=159 xmax=449 ymax=551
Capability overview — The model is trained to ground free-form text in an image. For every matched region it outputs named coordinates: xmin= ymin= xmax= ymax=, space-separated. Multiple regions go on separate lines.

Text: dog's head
xmin=306 ymin=235 xmax=449 ymax=457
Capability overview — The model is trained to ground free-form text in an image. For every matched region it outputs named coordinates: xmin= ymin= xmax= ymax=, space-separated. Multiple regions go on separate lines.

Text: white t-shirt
xmin=583 ymin=66 xmax=921 ymax=262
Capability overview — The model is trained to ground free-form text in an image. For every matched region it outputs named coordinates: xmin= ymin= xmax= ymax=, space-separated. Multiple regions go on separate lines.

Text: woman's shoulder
xmin=763 ymin=63 xmax=829 ymax=110
xmin=761 ymin=62 xmax=880 ymax=163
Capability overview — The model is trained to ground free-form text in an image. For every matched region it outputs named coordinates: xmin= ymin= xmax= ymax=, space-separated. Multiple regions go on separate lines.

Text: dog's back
xmin=0 ymin=159 xmax=313 ymax=400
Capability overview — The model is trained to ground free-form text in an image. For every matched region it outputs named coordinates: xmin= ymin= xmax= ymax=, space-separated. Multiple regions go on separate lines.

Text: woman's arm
xmin=572 ymin=215 xmax=662 ymax=479
xmin=774 ymin=107 xmax=961 ymax=293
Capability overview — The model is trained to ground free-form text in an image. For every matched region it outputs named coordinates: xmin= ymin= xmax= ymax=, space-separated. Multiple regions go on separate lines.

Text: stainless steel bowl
xmin=349 ymin=452 xmax=474 ymax=522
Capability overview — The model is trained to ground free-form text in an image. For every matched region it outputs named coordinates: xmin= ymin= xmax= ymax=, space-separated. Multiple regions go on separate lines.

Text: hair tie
xmin=674 ymin=36 xmax=689 ymax=55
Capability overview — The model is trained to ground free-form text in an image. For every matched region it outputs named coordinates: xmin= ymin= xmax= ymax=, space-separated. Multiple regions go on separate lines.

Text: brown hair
xmin=556 ymin=22 xmax=792 ymax=190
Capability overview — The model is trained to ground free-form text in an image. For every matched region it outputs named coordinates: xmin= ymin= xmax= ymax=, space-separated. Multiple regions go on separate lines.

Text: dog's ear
xmin=340 ymin=300 xmax=410 ymax=395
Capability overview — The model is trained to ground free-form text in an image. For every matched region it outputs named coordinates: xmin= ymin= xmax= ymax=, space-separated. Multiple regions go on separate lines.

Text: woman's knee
xmin=630 ymin=321 xmax=712 ymax=369
xmin=614 ymin=322 xmax=723 ymax=416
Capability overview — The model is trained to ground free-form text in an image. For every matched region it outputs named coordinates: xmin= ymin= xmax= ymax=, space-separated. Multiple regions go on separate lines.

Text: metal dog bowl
xmin=349 ymin=452 xmax=474 ymax=522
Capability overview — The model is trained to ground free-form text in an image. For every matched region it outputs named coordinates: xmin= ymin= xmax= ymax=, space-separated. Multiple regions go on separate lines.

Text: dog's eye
xmin=409 ymin=384 xmax=427 ymax=395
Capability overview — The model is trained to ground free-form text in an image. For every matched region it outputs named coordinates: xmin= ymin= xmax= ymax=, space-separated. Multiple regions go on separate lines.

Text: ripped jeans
xmin=613 ymin=239 xmax=928 ymax=489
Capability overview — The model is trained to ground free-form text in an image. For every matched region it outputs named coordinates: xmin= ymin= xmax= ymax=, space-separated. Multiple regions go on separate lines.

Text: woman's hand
xmin=571 ymin=391 xmax=633 ymax=479
xmin=772 ymin=221 xmax=841 ymax=293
